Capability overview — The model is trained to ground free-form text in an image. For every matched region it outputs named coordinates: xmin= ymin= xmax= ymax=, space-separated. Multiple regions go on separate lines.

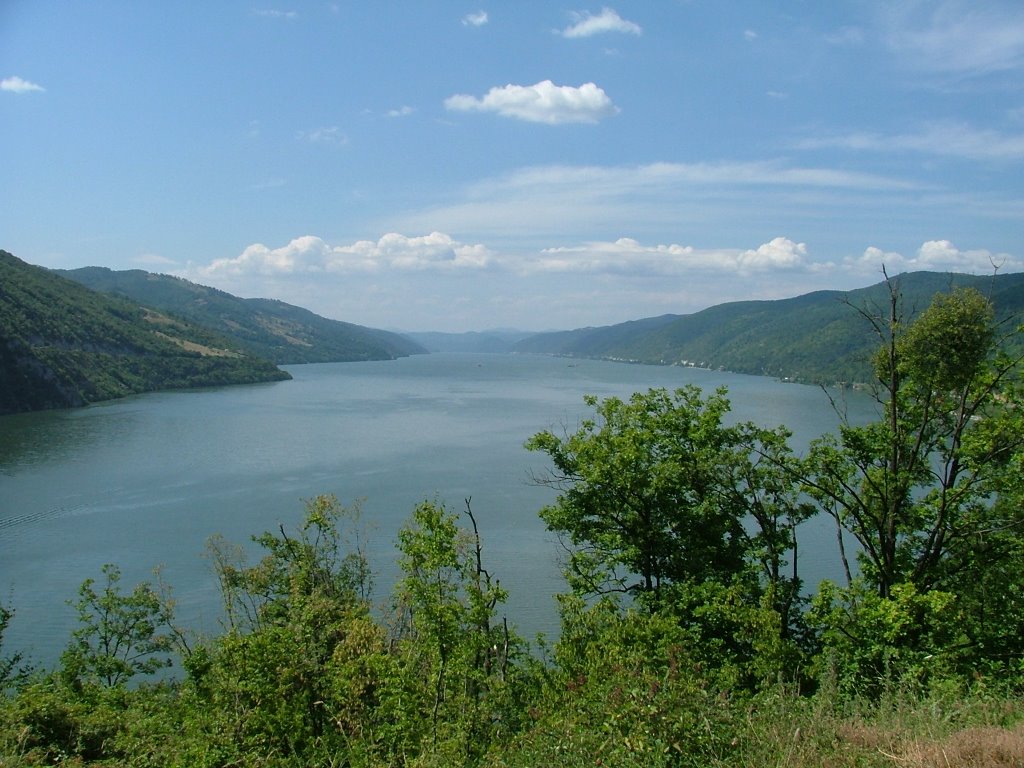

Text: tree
xmin=526 ymin=386 xmax=751 ymax=603
xmin=805 ymin=283 xmax=1024 ymax=599
xmin=804 ymin=281 xmax=1024 ymax=690
xmin=60 ymin=564 xmax=177 ymax=688
xmin=392 ymin=499 xmax=519 ymax=761
xmin=527 ymin=386 xmax=809 ymax=608
xmin=193 ymin=495 xmax=385 ymax=762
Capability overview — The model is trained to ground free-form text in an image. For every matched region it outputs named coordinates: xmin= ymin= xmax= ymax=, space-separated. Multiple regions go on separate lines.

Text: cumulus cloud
xmin=533 ymin=236 xmax=812 ymax=276
xmin=562 ymin=7 xmax=641 ymax=38
xmin=462 ymin=10 xmax=488 ymax=27
xmin=387 ymin=105 xmax=415 ymax=118
xmin=849 ymin=240 xmax=1020 ymax=273
xmin=1 ymin=75 xmax=45 ymax=93
xmin=444 ymin=80 xmax=618 ymax=124
xmin=197 ymin=233 xmax=494 ymax=278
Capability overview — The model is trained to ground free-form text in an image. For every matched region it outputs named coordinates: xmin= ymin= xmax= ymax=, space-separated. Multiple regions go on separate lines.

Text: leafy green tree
xmin=804 ymin=283 xmax=1024 ymax=691
xmin=60 ymin=564 xmax=177 ymax=688
xmin=526 ymin=387 xmax=813 ymax=688
xmin=804 ymin=285 xmax=1023 ymax=599
xmin=393 ymin=498 xmax=520 ymax=761
xmin=526 ymin=387 xmax=808 ymax=611
xmin=187 ymin=495 xmax=390 ymax=764
xmin=526 ymin=386 xmax=749 ymax=602
xmin=207 ymin=494 xmax=372 ymax=634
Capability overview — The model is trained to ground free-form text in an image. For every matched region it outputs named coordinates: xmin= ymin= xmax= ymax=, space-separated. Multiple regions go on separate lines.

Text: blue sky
xmin=3 ymin=2 xmax=1023 ymax=332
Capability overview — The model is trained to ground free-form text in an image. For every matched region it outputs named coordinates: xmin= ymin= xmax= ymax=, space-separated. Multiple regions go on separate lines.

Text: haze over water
xmin=0 ymin=353 xmax=876 ymax=669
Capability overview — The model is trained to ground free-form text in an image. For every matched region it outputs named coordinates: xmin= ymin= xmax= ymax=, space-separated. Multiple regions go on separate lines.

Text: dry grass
xmin=889 ymin=723 xmax=1024 ymax=767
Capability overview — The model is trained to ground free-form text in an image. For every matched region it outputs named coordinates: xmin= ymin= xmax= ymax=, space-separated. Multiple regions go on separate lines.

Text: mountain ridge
xmin=60 ymin=267 xmax=427 ymax=364
xmin=0 ymin=251 xmax=290 ymax=414
xmin=513 ymin=271 xmax=1024 ymax=384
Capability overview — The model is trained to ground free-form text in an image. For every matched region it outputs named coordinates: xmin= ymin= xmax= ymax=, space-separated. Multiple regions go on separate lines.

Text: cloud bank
xmin=198 ymin=233 xmax=494 ymax=278
xmin=445 ymin=80 xmax=618 ymax=124
xmin=850 ymin=240 xmax=1020 ymax=274
xmin=536 ymin=236 xmax=812 ymax=276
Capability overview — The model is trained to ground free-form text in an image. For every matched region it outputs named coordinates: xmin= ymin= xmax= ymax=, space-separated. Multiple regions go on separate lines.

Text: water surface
xmin=0 ymin=353 xmax=876 ymax=668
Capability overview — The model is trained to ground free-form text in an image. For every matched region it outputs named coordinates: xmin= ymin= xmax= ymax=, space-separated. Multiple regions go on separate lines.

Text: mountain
xmin=514 ymin=271 xmax=1024 ymax=384
xmin=0 ymin=250 xmax=291 ymax=414
xmin=60 ymin=267 xmax=427 ymax=364
xmin=403 ymin=330 xmax=535 ymax=354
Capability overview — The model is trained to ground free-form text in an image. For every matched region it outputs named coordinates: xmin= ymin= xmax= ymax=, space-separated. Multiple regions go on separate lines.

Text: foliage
xmin=4 ymin=280 xmax=1024 ymax=764
xmin=495 ymin=598 xmax=739 ymax=768
xmin=526 ymin=386 xmax=812 ymax=685
xmin=514 ymin=270 xmax=1024 ymax=384
xmin=801 ymin=283 xmax=1024 ymax=690
xmin=186 ymin=495 xmax=401 ymax=765
xmin=0 ymin=249 xmax=290 ymax=415
xmin=527 ymin=386 xmax=749 ymax=600
xmin=59 ymin=564 xmax=178 ymax=689
xmin=61 ymin=266 xmax=426 ymax=365
xmin=0 ymin=602 xmax=31 ymax=692
xmin=391 ymin=499 xmax=524 ymax=763
xmin=809 ymin=580 xmax=973 ymax=698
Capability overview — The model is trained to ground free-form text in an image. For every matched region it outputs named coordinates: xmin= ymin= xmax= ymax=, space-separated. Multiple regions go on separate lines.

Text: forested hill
xmin=61 ymin=267 xmax=426 ymax=364
xmin=0 ymin=250 xmax=290 ymax=414
xmin=514 ymin=271 xmax=1024 ymax=384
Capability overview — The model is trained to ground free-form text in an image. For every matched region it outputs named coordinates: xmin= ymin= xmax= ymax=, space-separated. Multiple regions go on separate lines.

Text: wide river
xmin=0 ymin=353 xmax=876 ymax=670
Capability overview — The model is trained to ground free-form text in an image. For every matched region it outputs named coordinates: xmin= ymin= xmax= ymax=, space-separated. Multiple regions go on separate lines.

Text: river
xmin=0 ymin=353 xmax=877 ymax=670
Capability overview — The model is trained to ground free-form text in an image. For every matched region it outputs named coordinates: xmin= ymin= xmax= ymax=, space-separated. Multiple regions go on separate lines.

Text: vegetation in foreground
xmin=2 ymin=278 xmax=1024 ymax=766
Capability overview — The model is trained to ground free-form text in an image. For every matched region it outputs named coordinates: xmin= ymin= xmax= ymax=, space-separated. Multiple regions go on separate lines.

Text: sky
xmin=2 ymin=2 xmax=1024 ymax=333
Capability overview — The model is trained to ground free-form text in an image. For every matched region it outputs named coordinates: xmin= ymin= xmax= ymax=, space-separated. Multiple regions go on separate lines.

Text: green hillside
xmin=515 ymin=271 xmax=1024 ymax=383
xmin=0 ymin=251 xmax=290 ymax=414
xmin=61 ymin=267 xmax=426 ymax=364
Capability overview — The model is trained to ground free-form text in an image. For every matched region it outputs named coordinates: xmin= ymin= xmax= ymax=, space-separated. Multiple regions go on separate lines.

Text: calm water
xmin=0 ymin=353 xmax=876 ymax=669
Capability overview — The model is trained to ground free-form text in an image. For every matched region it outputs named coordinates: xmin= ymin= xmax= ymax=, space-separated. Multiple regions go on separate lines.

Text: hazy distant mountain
xmin=61 ymin=267 xmax=427 ymax=364
xmin=403 ymin=330 xmax=536 ymax=354
xmin=514 ymin=272 xmax=1024 ymax=384
xmin=0 ymin=251 xmax=290 ymax=414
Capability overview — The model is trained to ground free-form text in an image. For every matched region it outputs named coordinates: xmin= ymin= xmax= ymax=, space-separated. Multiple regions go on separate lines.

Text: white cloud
xmin=444 ymin=80 xmax=618 ymax=124
xmin=881 ymin=2 xmax=1024 ymax=76
xmin=197 ymin=233 xmax=494 ymax=278
xmin=462 ymin=10 xmax=488 ymax=27
xmin=562 ymin=7 xmax=642 ymax=38
xmin=532 ymin=236 xmax=812 ymax=276
xmin=387 ymin=105 xmax=415 ymax=118
xmin=797 ymin=122 xmax=1024 ymax=161
xmin=849 ymin=240 xmax=1020 ymax=273
xmin=744 ymin=29 xmax=758 ymax=41
xmin=253 ymin=9 xmax=297 ymax=19
xmin=738 ymin=237 xmax=809 ymax=269
xmin=1 ymin=75 xmax=45 ymax=93
xmin=297 ymin=126 xmax=348 ymax=145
